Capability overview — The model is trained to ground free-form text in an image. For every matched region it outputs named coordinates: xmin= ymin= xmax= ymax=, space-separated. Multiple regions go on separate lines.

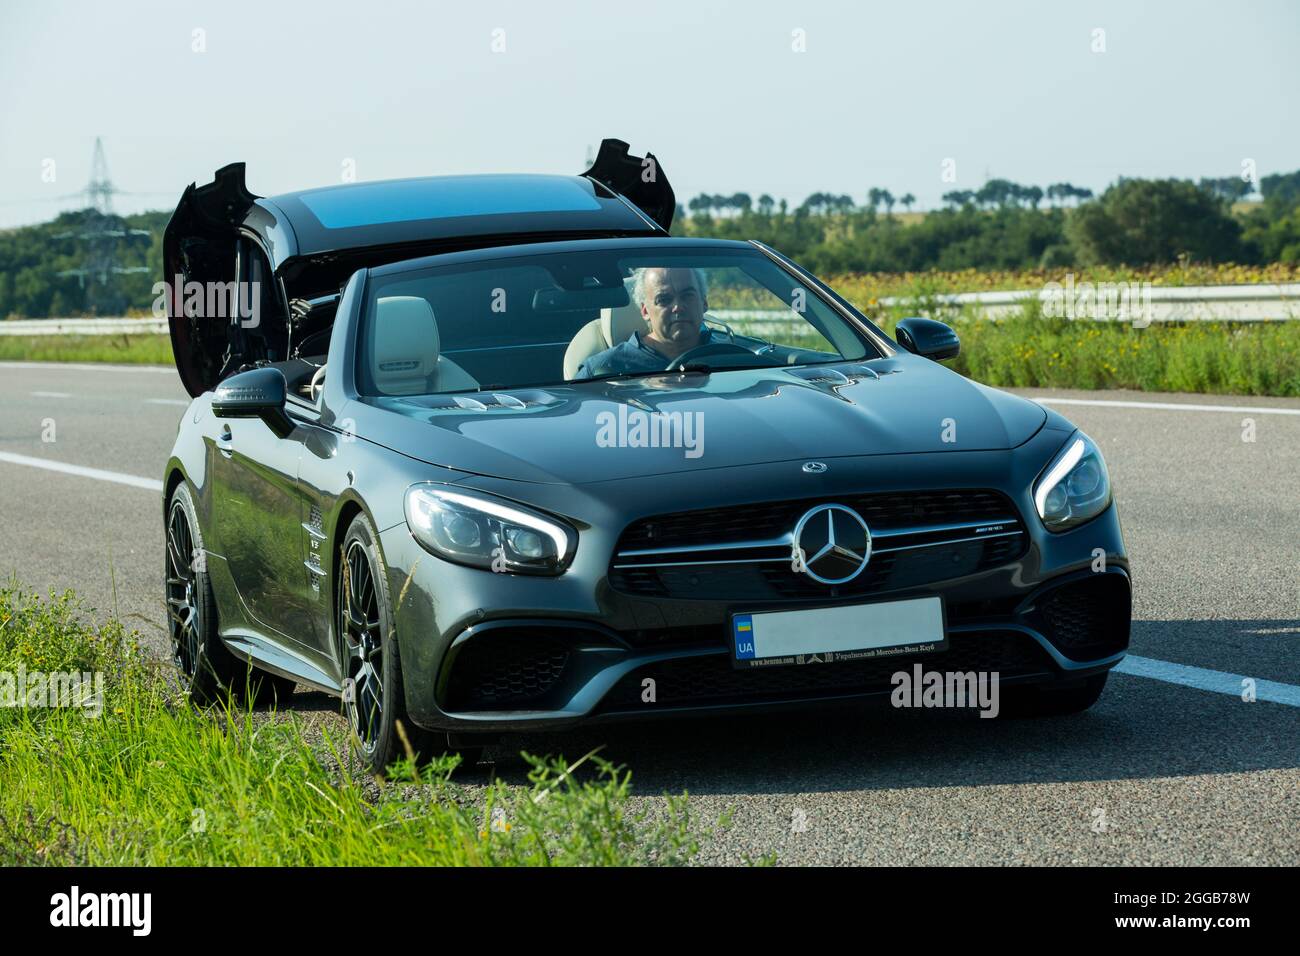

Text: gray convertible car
xmin=162 ymin=140 xmax=1130 ymax=772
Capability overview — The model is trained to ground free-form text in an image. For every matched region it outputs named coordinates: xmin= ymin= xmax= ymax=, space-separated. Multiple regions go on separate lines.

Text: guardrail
xmin=2 ymin=283 xmax=1298 ymax=335
xmin=712 ymin=283 xmax=1300 ymax=326
xmin=0 ymin=317 xmax=169 ymax=336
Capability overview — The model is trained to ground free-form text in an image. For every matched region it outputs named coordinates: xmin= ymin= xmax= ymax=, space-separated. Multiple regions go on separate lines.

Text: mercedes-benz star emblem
xmin=801 ymin=461 xmax=828 ymax=474
xmin=791 ymin=504 xmax=872 ymax=585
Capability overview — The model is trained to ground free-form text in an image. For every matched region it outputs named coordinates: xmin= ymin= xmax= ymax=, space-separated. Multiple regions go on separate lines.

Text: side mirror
xmin=895 ymin=317 xmax=960 ymax=361
xmin=212 ymin=367 xmax=294 ymax=438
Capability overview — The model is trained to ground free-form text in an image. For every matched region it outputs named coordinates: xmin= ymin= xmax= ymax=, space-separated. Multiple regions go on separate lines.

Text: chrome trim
xmin=618 ymin=535 xmax=792 ymax=558
xmin=873 ymin=529 xmax=1024 ymax=554
xmin=613 ymin=517 xmax=1024 ymax=565
xmin=301 ymin=521 xmax=327 ymax=541
xmin=873 ymin=518 xmax=1019 ymax=539
xmin=613 ymin=556 xmax=792 ymax=570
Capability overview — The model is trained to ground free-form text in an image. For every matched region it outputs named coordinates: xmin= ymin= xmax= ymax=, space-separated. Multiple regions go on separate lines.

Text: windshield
xmin=356 ymin=244 xmax=879 ymax=397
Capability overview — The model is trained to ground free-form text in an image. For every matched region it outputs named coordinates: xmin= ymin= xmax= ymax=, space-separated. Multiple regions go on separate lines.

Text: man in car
xmin=574 ymin=266 xmax=713 ymax=378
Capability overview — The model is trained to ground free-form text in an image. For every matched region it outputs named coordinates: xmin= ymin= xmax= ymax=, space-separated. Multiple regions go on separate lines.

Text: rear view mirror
xmin=895 ymin=317 xmax=960 ymax=361
xmin=532 ymin=285 xmax=630 ymax=313
xmin=212 ymin=367 xmax=294 ymax=438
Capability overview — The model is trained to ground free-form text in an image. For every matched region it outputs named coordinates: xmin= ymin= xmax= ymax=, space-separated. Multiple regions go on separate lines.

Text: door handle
xmin=218 ymin=424 xmax=234 ymax=458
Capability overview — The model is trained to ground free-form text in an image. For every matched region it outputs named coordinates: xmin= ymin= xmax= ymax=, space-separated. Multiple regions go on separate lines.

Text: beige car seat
xmin=370 ymin=296 xmax=479 ymax=395
xmin=562 ymin=300 xmax=646 ymax=378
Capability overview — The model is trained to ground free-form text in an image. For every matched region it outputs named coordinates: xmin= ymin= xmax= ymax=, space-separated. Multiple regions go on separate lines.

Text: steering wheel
xmin=665 ymin=341 xmax=761 ymax=371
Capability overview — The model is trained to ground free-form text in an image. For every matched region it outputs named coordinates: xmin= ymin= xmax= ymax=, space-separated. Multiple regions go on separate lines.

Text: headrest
xmin=600 ymin=299 xmax=646 ymax=346
xmin=372 ymin=296 xmax=440 ymax=395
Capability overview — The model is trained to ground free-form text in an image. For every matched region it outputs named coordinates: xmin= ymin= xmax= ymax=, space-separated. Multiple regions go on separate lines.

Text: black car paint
xmin=164 ymin=140 xmax=675 ymax=397
xmin=163 ymin=151 xmax=1129 ymax=736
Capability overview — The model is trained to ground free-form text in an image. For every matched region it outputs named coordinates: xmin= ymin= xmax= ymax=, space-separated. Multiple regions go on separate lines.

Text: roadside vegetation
xmin=3 ymin=169 xmax=1298 ymax=395
xmin=0 ymin=332 xmax=173 ymax=364
xmin=0 ymin=586 xmax=710 ymax=866
xmin=3 ymin=311 xmax=1297 ymax=398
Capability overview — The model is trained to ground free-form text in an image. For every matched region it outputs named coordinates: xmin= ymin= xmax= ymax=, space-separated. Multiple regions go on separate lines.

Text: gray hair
xmin=629 ymin=267 xmax=708 ymax=309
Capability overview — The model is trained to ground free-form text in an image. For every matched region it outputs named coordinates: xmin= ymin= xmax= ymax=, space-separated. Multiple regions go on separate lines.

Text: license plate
xmin=731 ymin=597 xmax=946 ymax=668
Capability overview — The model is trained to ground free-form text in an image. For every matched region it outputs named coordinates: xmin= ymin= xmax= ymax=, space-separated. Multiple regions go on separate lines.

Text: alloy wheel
xmin=165 ymin=499 xmax=202 ymax=684
xmin=341 ymin=540 xmax=384 ymax=754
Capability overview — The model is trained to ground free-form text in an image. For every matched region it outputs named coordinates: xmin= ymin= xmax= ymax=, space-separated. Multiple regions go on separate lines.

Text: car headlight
xmin=1033 ymin=432 xmax=1112 ymax=532
xmin=404 ymin=484 xmax=576 ymax=574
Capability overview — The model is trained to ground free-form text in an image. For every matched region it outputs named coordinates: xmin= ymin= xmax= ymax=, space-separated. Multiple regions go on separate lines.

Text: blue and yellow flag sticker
xmin=733 ymin=614 xmax=756 ymax=659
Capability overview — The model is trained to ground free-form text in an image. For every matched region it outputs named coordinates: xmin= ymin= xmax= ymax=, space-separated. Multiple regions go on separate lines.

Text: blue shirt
xmin=575 ymin=327 xmax=713 ymax=379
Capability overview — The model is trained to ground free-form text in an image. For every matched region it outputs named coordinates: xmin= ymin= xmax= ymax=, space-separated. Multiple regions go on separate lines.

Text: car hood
xmin=365 ymin=356 xmax=1047 ymax=485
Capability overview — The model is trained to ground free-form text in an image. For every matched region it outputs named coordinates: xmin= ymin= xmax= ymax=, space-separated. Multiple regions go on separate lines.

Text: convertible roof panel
xmin=291 ymin=175 xmax=603 ymax=228
xmin=263 ymin=173 xmax=659 ymax=262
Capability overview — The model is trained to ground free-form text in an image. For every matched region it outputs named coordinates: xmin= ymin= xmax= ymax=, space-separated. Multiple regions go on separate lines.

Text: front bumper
xmin=379 ymin=438 xmax=1131 ymax=734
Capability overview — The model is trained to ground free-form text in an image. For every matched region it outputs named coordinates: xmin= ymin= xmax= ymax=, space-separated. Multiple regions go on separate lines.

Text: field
xmin=3 ymin=263 xmax=1299 ymax=396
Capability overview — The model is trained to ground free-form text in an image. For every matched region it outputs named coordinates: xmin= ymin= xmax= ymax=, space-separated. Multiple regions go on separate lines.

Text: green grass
xmin=0 ymin=586 xmax=711 ymax=866
xmin=865 ymin=301 xmax=1300 ymax=397
xmin=0 ymin=333 xmax=173 ymax=365
xmin=3 ymin=314 xmax=1297 ymax=397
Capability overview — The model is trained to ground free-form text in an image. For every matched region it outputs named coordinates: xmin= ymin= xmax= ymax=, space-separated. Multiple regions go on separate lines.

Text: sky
xmin=1 ymin=0 xmax=1297 ymax=228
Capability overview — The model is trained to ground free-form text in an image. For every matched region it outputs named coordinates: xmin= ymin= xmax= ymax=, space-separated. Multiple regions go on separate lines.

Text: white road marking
xmin=30 ymin=391 xmax=72 ymax=398
xmin=144 ymin=398 xmax=189 ymax=406
xmin=0 ymin=451 xmax=163 ymax=492
xmin=0 ymin=361 xmax=176 ymax=374
xmin=1035 ymin=397 xmax=1300 ymax=416
xmin=1114 ymin=654 xmax=1300 ymax=707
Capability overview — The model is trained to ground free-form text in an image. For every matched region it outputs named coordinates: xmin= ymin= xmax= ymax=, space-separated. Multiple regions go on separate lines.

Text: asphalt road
xmin=1 ymin=361 xmax=1296 ymax=865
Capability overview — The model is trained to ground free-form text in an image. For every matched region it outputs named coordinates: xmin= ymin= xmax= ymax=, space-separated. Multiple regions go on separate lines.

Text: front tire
xmin=337 ymin=512 xmax=482 ymax=776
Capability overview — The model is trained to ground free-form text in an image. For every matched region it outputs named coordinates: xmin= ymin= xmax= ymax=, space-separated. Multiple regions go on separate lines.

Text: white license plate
xmin=731 ymin=597 xmax=946 ymax=668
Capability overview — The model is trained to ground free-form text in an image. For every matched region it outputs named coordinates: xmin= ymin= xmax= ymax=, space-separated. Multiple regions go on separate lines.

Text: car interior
xmin=270 ymin=259 xmax=864 ymax=408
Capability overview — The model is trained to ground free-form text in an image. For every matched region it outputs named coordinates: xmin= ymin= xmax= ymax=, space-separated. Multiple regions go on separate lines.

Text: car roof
xmin=259 ymin=173 xmax=661 ymax=261
xmin=365 ymin=236 xmax=758 ymax=277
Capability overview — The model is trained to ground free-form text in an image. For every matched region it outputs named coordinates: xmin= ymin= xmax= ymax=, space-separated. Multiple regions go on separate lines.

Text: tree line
xmin=2 ymin=172 xmax=1299 ymax=318
xmin=673 ymin=170 xmax=1300 ymax=275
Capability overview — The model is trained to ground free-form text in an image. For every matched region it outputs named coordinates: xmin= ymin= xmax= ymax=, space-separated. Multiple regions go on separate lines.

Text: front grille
xmin=597 ymin=631 xmax=1053 ymax=711
xmin=444 ymin=633 xmax=571 ymax=710
xmin=610 ymin=489 xmax=1027 ymax=601
xmin=1030 ymin=574 xmax=1131 ymax=659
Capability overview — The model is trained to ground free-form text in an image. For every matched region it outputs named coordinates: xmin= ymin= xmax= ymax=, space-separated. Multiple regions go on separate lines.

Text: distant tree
xmin=900 ymin=193 xmax=916 ymax=213
xmin=801 ymin=192 xmax=831 ymax=215
xmin=1260 ymin=170 xmax=1300 ymax=207
xmin=1198 ymin=177 xmax=1252 ymax=202
xmin=1047 ymin=183 xmax=1092 ymax=206
xmin=757 ymin=194 xmax=775 ymax=216
xmin=1066 ymin=178 xmax=1243 ymax=265
xmin=976 ymin=179 xmax=1019 ymax=208
xmin=1023 ymin=185 xmax=1044 ymax=209
xmin=942 ymin=190 xmax=975 ymax=207
xmin=881 ymin=190 xmax=895 ymax=216
xmin=688 ymin=193 xmax=713 ymax=217
xmin=866 ymin=187 xmax=884 ymax=212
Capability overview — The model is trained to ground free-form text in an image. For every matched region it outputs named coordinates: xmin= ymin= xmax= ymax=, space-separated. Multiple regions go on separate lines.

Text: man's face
xmin=640 ymin=268 xmax=707 ymax=349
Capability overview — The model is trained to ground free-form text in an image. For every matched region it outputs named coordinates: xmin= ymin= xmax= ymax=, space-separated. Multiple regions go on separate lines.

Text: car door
xmin=203 ymin=239 xmax=315 ymax=646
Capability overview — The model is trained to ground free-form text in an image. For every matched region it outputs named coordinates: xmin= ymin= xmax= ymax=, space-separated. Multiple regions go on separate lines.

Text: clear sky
xmin=1 ymin=0 xmax=1296 ymax=227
